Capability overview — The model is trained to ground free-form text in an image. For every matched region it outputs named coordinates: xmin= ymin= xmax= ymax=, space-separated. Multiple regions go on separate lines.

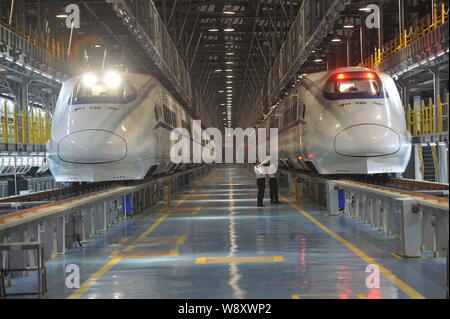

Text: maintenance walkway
xmin=7 ymin=166 xmax=446 ymax=299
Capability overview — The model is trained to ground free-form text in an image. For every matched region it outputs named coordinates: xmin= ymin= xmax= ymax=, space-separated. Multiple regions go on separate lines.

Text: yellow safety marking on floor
xmin=195 ymin=256 xmax=284 ymax=264
xmin=160 ymin=207 xmax=202 ymax=211
xmin=114 ymin=236 xmax=186 ymax=247
xmin=389 ymin=252 xmax=427 ymax=260
xmin=68 ymin=214 xmax=169 ymax=299
xmin=180 ymin=194 xmax=210 ymax=197
xmin=68 ymin=168 xmax=214 ymax=299
xmin=176 ymin=236 xmax=186 ymax=245
xmin=67 ymin=258 xmax=122 ymax=299
xmin=280 ymin=194 xmax=425 ymax=299
xmin=291 ymin=294 xmax=366 ymax=299
xmin=163 ymin=211 xmax=198 ymax=216
xmin=109 ymin=249 xmax=178 ymax=258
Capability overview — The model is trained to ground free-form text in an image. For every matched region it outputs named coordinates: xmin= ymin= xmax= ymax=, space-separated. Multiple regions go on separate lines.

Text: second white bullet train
xmin=47 ymin=71 xmax=209 ymax=182
xmin=264 ymin=67 xmax=412 ymax=174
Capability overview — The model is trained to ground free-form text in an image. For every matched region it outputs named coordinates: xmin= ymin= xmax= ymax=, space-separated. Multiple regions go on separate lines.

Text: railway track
xmin=0 ymin=166 xmax=206 ymax=216
xmin=279 ymin=167 xmax=449 ymax=201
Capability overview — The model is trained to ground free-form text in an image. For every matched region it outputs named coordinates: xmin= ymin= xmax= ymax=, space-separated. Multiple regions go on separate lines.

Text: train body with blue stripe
xmin=47 ymin=72 xmax=208 ymax=182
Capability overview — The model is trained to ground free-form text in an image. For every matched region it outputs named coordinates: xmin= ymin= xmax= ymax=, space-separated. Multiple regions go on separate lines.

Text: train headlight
xmin=82 ymin=73 xmax=97 ymax=86
xmin=104 ymin=72 xmax=121 ymax=88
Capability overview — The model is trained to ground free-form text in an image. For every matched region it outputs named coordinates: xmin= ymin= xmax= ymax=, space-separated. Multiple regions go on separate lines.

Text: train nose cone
xmin=58 ymin=130 xmax=127 ymax=163
xmin=334 ymin=124 xmax=400 ymax=157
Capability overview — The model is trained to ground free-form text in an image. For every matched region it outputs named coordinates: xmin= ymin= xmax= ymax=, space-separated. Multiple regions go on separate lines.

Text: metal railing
xmin=0 ymin=16 xmax=68 ymax=61
xmin=361 ymin=2 xmax=448 ymax=69
xmin=405 ymin=94 xmax=449 ymax=137
xmin=0 ymin=102 xmax=51 ymax=146
xmin=112 ymin=0 xmax=192 ymax=104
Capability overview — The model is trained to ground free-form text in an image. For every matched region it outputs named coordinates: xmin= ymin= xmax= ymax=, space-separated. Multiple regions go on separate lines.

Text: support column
xmin=438 ymin=142 xmax=448 ymax=183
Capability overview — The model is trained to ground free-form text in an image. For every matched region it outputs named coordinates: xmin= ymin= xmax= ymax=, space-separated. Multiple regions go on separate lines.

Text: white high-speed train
xmin=47 ymin=71 xmax=210 ymax=182
xmin=264 ymin=67 xmax=411 ymax=174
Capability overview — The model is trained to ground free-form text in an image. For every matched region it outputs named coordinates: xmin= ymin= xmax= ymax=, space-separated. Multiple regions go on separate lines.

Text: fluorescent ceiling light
xmin=224 ymin=28 xmax=235 ymax=32
xmin=226 ymin=52 xmax=234 ymax=55
xmin=56 ymin=14 xmax=68 ymax=18
xmin=209 ymin=28 xmax=220 ymax=32
xmin=331 ymin=38 xmax=342 ymax=42
xmin=223 ymin=11 xmax=235 ymax=15
xmin=343 ymin=24 xmax=354 ymax=28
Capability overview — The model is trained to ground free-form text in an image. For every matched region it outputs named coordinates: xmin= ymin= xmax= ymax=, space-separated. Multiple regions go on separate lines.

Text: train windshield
xmin=70 ymin=76 xmax=137 ymax=104
xmin=323 ymin=72 xmax=386 ymax=100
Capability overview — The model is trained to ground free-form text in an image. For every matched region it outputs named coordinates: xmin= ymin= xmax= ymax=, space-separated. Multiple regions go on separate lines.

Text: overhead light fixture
xmin=226 ymin=81 xmax=233 ymax=84
xmin=224 ymin=28 xmax=235 ymax=32
xmin=224 ymin=11 xmax=235 ymax=15
xmin=225 ymin=61 xmax=234 ymax=64
xmin=209 ymin=28 xmax=220 ymax=32
xmin=343 ymin=24 xmax=354 ymax=28
xmin=218 ymin=90 xmax=224 ymax=93
xmin=226 ymin=75 xmax=234 ymax=78
xmin=56 ymin=14 xmax=68 ymax=18
xmin=225 ymin=69 xmax=233 ymax=72
xmin=215 ymin=69 xmax=223 ymax=72
xmin=358 ymin=7 xmax=372 ymax=12
xmin=94 ymin=44 xmax=101 ymax=48
xmin=226 ymin=52 xmax=234 ymax=55
xmin=314 ymin=59 xmax=323 ymax=62
xmin=331 ymin=38 xmax=342 ymax=42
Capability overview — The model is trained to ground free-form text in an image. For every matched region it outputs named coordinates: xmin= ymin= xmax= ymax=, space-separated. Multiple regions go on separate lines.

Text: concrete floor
xmin=6 ymin=166 xmax=447 ymax=299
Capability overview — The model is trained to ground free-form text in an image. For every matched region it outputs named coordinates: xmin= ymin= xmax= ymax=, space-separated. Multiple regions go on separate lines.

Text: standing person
xmin=269 ymin=172 xmax=280 ymax=204
xmin=254 ymin=161 xmax=266 ymax=207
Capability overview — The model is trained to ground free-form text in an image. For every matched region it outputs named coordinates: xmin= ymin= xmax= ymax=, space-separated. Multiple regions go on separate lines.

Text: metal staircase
xmin=419 ymin=145 xmax=440 ymax=182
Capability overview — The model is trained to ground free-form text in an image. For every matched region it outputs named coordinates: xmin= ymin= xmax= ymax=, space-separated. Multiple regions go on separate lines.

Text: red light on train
xmin=366 ymin=72 xmax=375 ymax=79
xmin=336 ymin=73 xmax=346 ymax=79
xmin=297 ymin=156 xmax=303 ymax=161
xmin=306 ymin=154 xmax=315 ymax=158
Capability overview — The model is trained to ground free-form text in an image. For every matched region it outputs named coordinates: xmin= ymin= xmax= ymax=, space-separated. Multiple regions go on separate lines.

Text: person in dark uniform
xmin=269 ymin=172 xmax=281 ymax=203
xmin=254 ymin=161 xmax=266 ymax=207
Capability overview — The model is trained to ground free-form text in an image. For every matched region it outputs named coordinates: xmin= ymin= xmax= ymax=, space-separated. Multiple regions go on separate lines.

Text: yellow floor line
xmin=279 ymin=194 xmax=425 ymax=299
xmin=68 ymin=168 xmax=215 ymax=299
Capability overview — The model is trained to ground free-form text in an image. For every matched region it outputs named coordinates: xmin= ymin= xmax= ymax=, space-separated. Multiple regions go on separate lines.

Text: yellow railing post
xmin=420 ymin=100 xmax=425 ymax=135
xmin=442 ymin=3 xmax=446 ymax=24
xmin=45 ymin=111 xmax=51 ymax=142
xmin=21 ymin=110 xmax=27 ymax=144
xmin=3 ymin=101 xmax=8 ymax=144
xmin=13 ymin=103 xmax=18 ymax=144
xmin=39 ymin=109 xmax=44 ymax=144
xmin=30 ymin=109 xmax=35 ymax=144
